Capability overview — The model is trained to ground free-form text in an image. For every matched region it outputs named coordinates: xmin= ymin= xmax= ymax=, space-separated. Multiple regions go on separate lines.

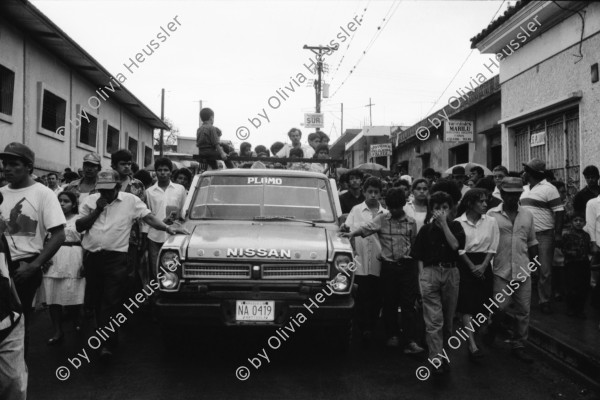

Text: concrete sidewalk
xmin=525 ymin=294 xmax=600 ymax=388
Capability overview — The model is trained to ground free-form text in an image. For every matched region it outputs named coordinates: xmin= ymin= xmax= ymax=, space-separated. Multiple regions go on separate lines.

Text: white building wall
xmin=0 ymin=17 xmax=156 ymax=174
xmin=499 ymin=2 xmax=600 ymax=178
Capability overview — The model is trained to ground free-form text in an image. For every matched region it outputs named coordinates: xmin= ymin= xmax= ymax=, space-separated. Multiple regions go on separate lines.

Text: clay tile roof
xmin=470 ymin=0 xmax=532 ymax=49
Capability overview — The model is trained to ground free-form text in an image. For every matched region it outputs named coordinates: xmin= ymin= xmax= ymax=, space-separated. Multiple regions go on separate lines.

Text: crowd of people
xmin=2 ymin=117 xmax=600 ymax=396
xmin=338 ymin=158 xmax=600 ymax=375
xmin=0 ymin=142 xmax=189 ymax=399
xmin=196 ymin=107 xmax=333 ymax=173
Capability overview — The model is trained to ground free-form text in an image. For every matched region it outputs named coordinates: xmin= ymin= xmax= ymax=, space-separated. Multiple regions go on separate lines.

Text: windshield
xmin=190 ymin=175 xmax=335 ymax=222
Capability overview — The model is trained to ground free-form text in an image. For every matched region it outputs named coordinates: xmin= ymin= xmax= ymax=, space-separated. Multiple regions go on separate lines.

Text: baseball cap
xmin=499 ymin=177 xmax=524 ymax=193
xmin=522 ymin=158 xmax=546 ymax=173
xmin=95 ymin=169 xmax=120 ymax=190
xmin=0 ymin=142 xmax=35 ymax=164
xmin=83 ymin=152 xmax=101 ymax=165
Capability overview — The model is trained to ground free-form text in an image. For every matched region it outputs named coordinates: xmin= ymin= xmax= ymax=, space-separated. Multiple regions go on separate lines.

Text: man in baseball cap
xmin=95 ymin=169 xmax=120 ymax=190
xmin=83 ymin=152 xmax=101 ymax=166
xmin=63 ymin=153 xmax=102 ymax=203
xmin=0 ymin=143 xmax=35 ymax=167
xmin=0 ymin=142 xmax=66 ymax=355
xmin=485 ymin=176 xmax=538 ymax=363
xmin=520 ymin=158 xmax=564 ymax=314
xmin=76 ymin=168 xmax=188 ymax=359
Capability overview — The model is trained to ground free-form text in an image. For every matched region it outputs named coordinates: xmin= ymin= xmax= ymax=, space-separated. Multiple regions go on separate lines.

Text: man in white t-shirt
xmin=275 ymin=128 xmax=315 ymax=159
xmin=520 ymin=158 xmax=564 ymax=313
xmin=145 ymin=158 xmax=187 ymax=283
xmin=0 ymin=143 xmax=66 ymax=353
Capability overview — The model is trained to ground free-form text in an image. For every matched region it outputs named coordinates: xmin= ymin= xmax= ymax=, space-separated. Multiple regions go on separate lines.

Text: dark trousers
xmin=354 ymin=275 xmax=381 ymax=333
xmin=147 ymin=240 xmax=162 ymax=280
xmin=565 ymin=259 xmax=590 ymax=313
xmin=198 ymin=148 xmax=234 ymax=169
xmin=381 ymin=260 xmax=419 ymax=342
xmin=84 ymin=250 xmax=129 ymax=350
xmin=10 ymin=255 xmax=41 ymax=357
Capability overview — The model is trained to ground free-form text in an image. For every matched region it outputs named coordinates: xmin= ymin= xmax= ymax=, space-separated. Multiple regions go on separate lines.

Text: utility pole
xmin=193 ymin=100 xmax=203 ymax=128
xmin=365 ymin=97 xmax=375 ymax=126
xmin=341 ymin=103 xmax=344 ymax=136
xmin=159 ymin=88 xmax=165 ymax=157
xmin=303 ymin=44 xmax=335 ymax=132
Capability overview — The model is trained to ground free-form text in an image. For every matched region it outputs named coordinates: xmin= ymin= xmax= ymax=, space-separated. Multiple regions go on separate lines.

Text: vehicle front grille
xmin=182 ymin=263 xmax=252 ymax=279
xmin=261 ymin=264 xmax=329 ymax=279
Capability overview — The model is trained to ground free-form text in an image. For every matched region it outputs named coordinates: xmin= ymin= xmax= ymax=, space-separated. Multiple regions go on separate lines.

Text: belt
xmin=382 ymin=258 xmax=413 ymax=266
xmin=425 ymin=261 xmax=456 ymax=269
xmin=62 ymin=242 xmax=81 ymax=247
xmin=88 ymin=249 xmax=127 ymax=255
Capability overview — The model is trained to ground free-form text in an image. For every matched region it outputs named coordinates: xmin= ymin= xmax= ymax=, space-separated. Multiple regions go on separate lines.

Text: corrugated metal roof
xmin=0 ymin=0 xmax=169 ymax=130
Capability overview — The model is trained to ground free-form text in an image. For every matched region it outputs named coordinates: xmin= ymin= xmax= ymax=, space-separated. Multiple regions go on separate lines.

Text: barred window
xmin=79 ymin=113 xmax=98 ymax=147
xmin=106 ymin=125 xmax=120 ymax=155
xmin=0 ymin=65 xmax=15 ymax=116
xmin=513 ymin=107 xmax=580 ymax=194
xmin=41 ymin=89 xmax=66 ymax=134
xmin=128 ymin=137 xmax=138 ymax=163
xmin=144 ymin=145 xmax=153 ymax=167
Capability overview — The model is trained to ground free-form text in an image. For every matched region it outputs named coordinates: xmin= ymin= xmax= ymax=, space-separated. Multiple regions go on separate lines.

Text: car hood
xmin=186 ymin=223 xmax=329 ymax=261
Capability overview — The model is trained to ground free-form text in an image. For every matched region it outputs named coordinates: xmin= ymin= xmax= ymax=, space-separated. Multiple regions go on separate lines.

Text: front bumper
xmin=155 ymin=295 xmax=354 ymax=327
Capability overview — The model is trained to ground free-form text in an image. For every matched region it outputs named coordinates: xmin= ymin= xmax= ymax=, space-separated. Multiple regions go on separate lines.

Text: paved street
xmin=27 ymin=307 xmax=597 ymax=400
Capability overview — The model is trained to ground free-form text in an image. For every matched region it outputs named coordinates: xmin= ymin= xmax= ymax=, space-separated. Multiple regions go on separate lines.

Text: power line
xmin=420 ymin=0 xmax=507 ymax=118
xmin=421 ymin=49 xmax=474 ymax=118
xmin=330 ymin=0 xmax=372 ymax=83
xmin=330 ymin=0 xmax=402 ymax=98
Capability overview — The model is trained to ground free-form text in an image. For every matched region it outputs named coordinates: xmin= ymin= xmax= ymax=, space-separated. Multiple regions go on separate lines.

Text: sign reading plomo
xmin=444 ymin=120 xmax=474 ymax=142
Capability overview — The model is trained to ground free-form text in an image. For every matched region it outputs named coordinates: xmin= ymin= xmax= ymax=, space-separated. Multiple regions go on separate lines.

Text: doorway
xmin=449 ymin=143 xmax=469 ymax=165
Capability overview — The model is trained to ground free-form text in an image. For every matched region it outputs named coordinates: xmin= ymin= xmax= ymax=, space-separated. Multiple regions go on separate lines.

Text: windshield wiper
xmin=253 ymin=216 xmax=316 ymax=227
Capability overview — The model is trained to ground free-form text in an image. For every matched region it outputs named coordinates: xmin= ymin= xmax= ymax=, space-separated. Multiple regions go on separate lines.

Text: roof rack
xmin=193 ymin=155 xmax=345 ymax=179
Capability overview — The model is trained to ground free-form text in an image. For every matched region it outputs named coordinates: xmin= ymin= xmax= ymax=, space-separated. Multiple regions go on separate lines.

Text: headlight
xmin=160 ymin=272 xmax=179 ymax=290
xmin=333 ymin=254 xmax=353 ymax=273
xmin=330 ymin=274 xmax=349 ymax=292
xmin=160 ymin=251 xmax=181 ymax=272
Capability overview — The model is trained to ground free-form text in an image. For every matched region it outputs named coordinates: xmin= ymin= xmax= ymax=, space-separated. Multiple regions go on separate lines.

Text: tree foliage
xmin=154 ymin=118 xmax=179 ymax=147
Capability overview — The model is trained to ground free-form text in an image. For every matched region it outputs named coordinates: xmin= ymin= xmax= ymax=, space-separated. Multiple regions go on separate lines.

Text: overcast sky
xmin=32 ymin=0 xmax=511 ymax=149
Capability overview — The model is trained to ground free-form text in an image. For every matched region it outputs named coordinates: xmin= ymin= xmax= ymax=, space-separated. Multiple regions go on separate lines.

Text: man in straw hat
xmin=520 ymin=158 xmax=564 ymax=314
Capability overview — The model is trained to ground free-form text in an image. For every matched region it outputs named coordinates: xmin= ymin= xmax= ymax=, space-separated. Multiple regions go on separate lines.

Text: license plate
xmin=235 ymin=300 xmax=275 ymax=321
